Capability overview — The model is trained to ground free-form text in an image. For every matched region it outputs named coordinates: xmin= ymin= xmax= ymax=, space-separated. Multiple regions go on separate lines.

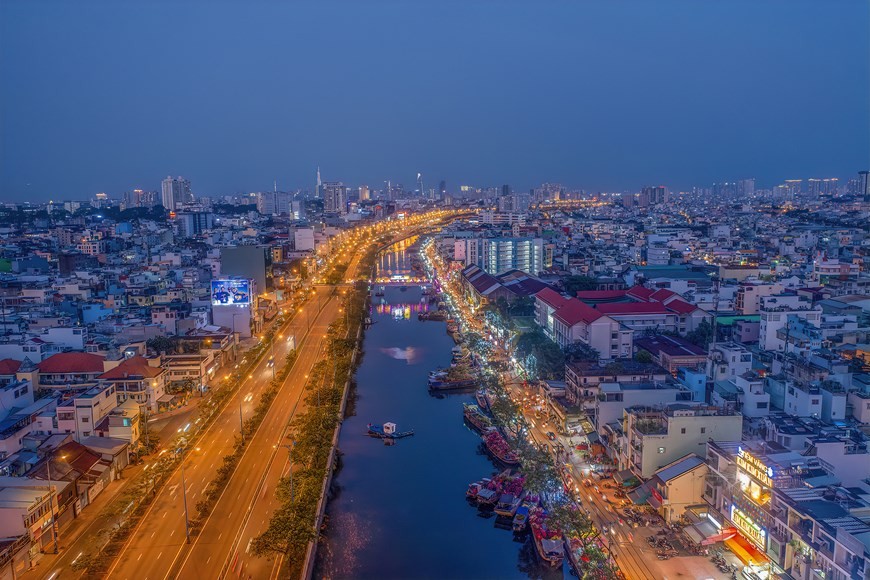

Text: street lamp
xmin=46 ymin=453 xmax=67 ymax=554
xmin=176 ymin=446 xmax=191 ymax=544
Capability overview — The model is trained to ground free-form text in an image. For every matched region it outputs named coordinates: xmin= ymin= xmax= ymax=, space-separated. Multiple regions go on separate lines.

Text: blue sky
xmin=1 ymin=0 xmax=868 ymax=200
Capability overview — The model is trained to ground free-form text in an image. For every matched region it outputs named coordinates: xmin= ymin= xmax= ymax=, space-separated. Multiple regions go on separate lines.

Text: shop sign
xmin=731 ymin=504 xmax=767 ymax=547
xmin=737 ymin=447 xmax=773 ymax=487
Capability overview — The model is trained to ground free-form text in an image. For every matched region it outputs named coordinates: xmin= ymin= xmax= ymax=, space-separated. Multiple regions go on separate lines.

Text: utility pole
xmin=178 ymin=447 xmax=191 ymax=544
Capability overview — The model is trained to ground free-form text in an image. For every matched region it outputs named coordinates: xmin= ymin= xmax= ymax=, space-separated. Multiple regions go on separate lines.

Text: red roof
xmin=536 ymin=288 xmax=570 ymax=309
xmin=595 ymin=302 xmax=670 ymax=315
xmin=650 ymin=288 xmax=678 ymax=302
xmin=38 ymin=352 xmax=106 ymax=374
xmin=0 ymin=359 xmax=21 ymax=375
xmin=554 ymin=299 xmax=603 ymax=326
xmin=626 ymin=286 xmax=655 ymax=301
xmin=664 ymin=299 xmax=698 ymax=315
xmin=99 ymin=356 xmax=164 ymax=380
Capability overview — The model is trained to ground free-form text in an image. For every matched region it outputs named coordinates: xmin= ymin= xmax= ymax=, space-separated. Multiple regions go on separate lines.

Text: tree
xmin=685 ymin=319 xmax=714 ymax=347
xmin=146 ymin=336 xmax=178 ymax=354
xmin=563 ymin=275 xmax=597 ymax=294
xmin=634 ymin=350 xmax=653 ymax=363
xmin=509 ymin=295 xmax=535 ymax=317
xmin=565 ymin=342 xmax=600 ymax=362
xmin=516 ymin=329 xmax=565 ymax=380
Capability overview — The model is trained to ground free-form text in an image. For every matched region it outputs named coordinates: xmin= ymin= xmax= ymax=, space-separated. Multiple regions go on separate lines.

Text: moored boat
xmin=494 ymin=492 xmax=525 ymax=518
xmin=366 ymin=423 xmax=415 ymax=439
xmin=512 ymin=505 xmax=530 ymax=531
xmin=476 ymin=488 xmax=498 ymax=506
xmin=463 ymin=404 xmax=492 ymax=433
xmin=475 ymin=390 xmax=493 ymax=414
xmin=482 ymin=430 xmax=520 ymax=466
xmin=530 ymin=508 xmax=564 ymax=567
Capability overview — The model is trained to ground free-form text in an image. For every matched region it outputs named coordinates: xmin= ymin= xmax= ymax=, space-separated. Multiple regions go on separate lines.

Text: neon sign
xmin=737 ymin=447 xmax=773 ymax=487
xmin=731 ymin=504 xmax=766 ymax=547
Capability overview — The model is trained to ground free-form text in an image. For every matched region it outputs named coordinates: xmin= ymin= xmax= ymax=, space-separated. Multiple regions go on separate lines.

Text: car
xmin=546 ymin=431 xmax=557 ymax=441
xmin=267 ymin=357 xmax=275 ymax=367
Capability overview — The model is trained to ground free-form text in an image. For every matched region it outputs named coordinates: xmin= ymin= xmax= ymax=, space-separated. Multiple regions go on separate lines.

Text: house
xmin=634 ymin=335 xmax=706 ymax=374
xmin=634 ymin=454 xmax=708 ymax=524
xmin=33 ymin=352 xmax=107 ymax=393
xmin=98 ymin=355 xmax=167 ymax=413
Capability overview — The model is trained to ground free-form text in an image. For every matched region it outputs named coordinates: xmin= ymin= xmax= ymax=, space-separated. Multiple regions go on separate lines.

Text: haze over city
xmin=2 ymin=0 xmax=868 ymax=201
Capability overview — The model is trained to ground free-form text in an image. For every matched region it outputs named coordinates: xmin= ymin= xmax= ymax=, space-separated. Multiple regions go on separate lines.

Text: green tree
xmin=686 ymin=319 xmax=714 ymax=347
xmin=634 ymin=350 xmax=653 ymax=363
xmin=146 ymin=336 xmax=178 ymax=354
xmin=563 ymin=275 xmax=597 ymax=294
xmin=565 ymin=342 xmax=600 ymax=362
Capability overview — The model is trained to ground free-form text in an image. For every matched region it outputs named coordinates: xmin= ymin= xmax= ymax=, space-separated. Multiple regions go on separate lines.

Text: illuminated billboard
xmin=211 ymin=279 xmax=251 ymax=306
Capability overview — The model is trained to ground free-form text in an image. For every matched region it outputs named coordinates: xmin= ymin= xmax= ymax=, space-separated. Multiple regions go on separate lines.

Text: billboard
xmin=211 ymin=279 xmax=251 ymax=306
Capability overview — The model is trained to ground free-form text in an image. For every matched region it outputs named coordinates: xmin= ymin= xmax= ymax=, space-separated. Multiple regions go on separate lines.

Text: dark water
xmin=315 ymin=282 xmax=567 ymax=579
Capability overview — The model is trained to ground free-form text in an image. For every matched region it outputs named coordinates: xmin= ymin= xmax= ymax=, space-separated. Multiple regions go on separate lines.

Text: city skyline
xmin=2 ymin=0 xmax=868 ymax=201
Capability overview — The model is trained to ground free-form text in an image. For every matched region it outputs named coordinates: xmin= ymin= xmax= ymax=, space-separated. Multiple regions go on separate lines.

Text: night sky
xmin=1 ymin=0 xmax=868 ymax=201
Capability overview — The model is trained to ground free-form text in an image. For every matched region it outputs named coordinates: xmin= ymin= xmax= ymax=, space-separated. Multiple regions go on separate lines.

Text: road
xmin=101 ymin=249 xmax=364 ymax=580
xmin=98 ymin=284 xmax=332 ymax=580
xmin=173 ymin=251 xmax=364 ymax=580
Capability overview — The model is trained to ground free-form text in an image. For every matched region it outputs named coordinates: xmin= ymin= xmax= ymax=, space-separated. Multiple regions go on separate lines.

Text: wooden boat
xmin=466 ymin=478 xmax=492 ymax=500
xmin=494 ymin=492 xmax=525 ymax=518
xmin=463 ymin=404 xmax=492 ymax=434
xmin=428 ymin=378 xmax=476 ymax=391
xmin=512 ymin=505 xmax=530 ymax=532
xmin=530 ymin=509 xmax=564 ymax=567
xmin=482 ymin=430 xmax=520 ymax=466
xmin=476 ymin=488 xmax=499 ymax=506
xmin=475 ymin=390 xmax=492 ymax=414
xmin=565 ymin=536 xmax=587 ymax=577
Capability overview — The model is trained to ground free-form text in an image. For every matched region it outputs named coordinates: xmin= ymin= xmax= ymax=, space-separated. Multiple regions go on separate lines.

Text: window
xmin=811 ymin=399 xmax=820 ymax=405
xmin=680 ymin=428 xmax=686 ymax=434
xmin=756 ymin=402 xmax=768 ymax=409
xmin=658 ymin=447 xmax=665 ymax=454
xmin=700 ymin=428 xmax=706 ymax=434
xmin=80 ymin=416 xmax=89 ymax=423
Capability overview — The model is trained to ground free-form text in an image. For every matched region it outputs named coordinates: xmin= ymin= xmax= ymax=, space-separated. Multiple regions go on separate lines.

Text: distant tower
xmin=859 ymin=170 xmax=869 ymax=202
xmin=161 ymin=176 xmax=191 ymax=210
xmin=439 ymin=180 xmax=447 ymax=197
xmin=316 ymin=167 xmax=323 ymax=198
xmin=417 ymin=173 xmax=424 ymax=197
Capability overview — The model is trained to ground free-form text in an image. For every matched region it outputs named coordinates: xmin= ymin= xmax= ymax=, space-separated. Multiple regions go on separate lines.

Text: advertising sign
xmin=211 ymin=279 xmax=251 ymax=306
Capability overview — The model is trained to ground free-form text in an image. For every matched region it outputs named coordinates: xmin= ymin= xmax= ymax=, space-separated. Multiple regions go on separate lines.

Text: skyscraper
xmin=359 ymin=185 xmax=370 ymax=201
xmin=737 ymin=178 xmax=755 ymax=197
xmin=161 ymin=176 xmax=192 ymax=210
xmin=416 ymin=173 xmax=424 ymax=197
xmin=859 ymin=170 xmax=869 ymax=202
xmin=807 ymin=178 xmax=822 ymax=198
xmin=316 ymin=167 xmax=323 ymax=199
xmin=323 ymin=182 xmax=347 ymax=214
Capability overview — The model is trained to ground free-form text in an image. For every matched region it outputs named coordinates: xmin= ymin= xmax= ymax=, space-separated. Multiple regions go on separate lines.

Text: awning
xmin=614 ymin=469 xmax=639 ymax=486
xmin=157 ymin=394 xmax=176 ymax=403
xmin=683 ymin=520 xmax=734 ymax=546
xmin=648 ymin=492 xmax=662 ymax=509
xmin=628 ymin=482 xmax=652 ymax=505
xmin=725 ymin=534 xmax=767 ymax=566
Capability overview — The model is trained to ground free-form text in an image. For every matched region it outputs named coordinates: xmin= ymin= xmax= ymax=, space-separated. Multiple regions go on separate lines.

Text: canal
xmin=315 ymin=241 xmax=566 ymax=579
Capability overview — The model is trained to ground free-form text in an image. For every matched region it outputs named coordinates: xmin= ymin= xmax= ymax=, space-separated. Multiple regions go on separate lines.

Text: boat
xmin=475 ymin=390 xmax=493 ymax=414
xmin=476 ymin=488 xmax=499 ymax=506
xmin=466 ymin=478 xmax=492 ymax=500
xmin=463 ymin=404 xmax=492 ymax=433
xmin=530 ymin=508 xmax=565 ymax=567
xmin=366 ymin=423 xmax=414 ymax=439
xmin=512 ymin=505 xmax=530 ymax=532
xmin=494 ymin=492 xmax=525 ymax=518
xmin=565 ymin=536 xmax=587 ymax=577
xmin=428 ymin=378 xmax=476 ymax=391
xmin=482 ymin=430 xmax=520 ymax=466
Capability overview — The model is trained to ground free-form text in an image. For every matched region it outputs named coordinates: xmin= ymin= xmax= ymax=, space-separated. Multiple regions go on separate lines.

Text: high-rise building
xmin=161 ymin=176 xmax=192 ymax=210
xmin=255 ymin=191 xmax=291 ymax=215
xmin=439 ymin=180 xmax=447 ymax=198
xmin=807 ymin=178 xmax=822 ymax=198
xmin=859 ymin=170 xmax=869 ymax=201
xmin=641 ymin=185 xmax=668 ymax=205
xmin=821 ymin=178 xmax=838 ymax=195
xmin=501 ymin=184 xmax=510 ymax=197
xmin=359 ymin=185 xmax=370 ymax=201
xmin=323 ymin=182 xmax=347 ymax=214
xmin=175 ymin=212 xmax=214 ymax=237
xmin=737 ymin=178 xmax=755 ymax=197
xmin=416 ymin=173 xmax=424 ymax=197
xmin=316 ymin=167 xmax=323 ymax=199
